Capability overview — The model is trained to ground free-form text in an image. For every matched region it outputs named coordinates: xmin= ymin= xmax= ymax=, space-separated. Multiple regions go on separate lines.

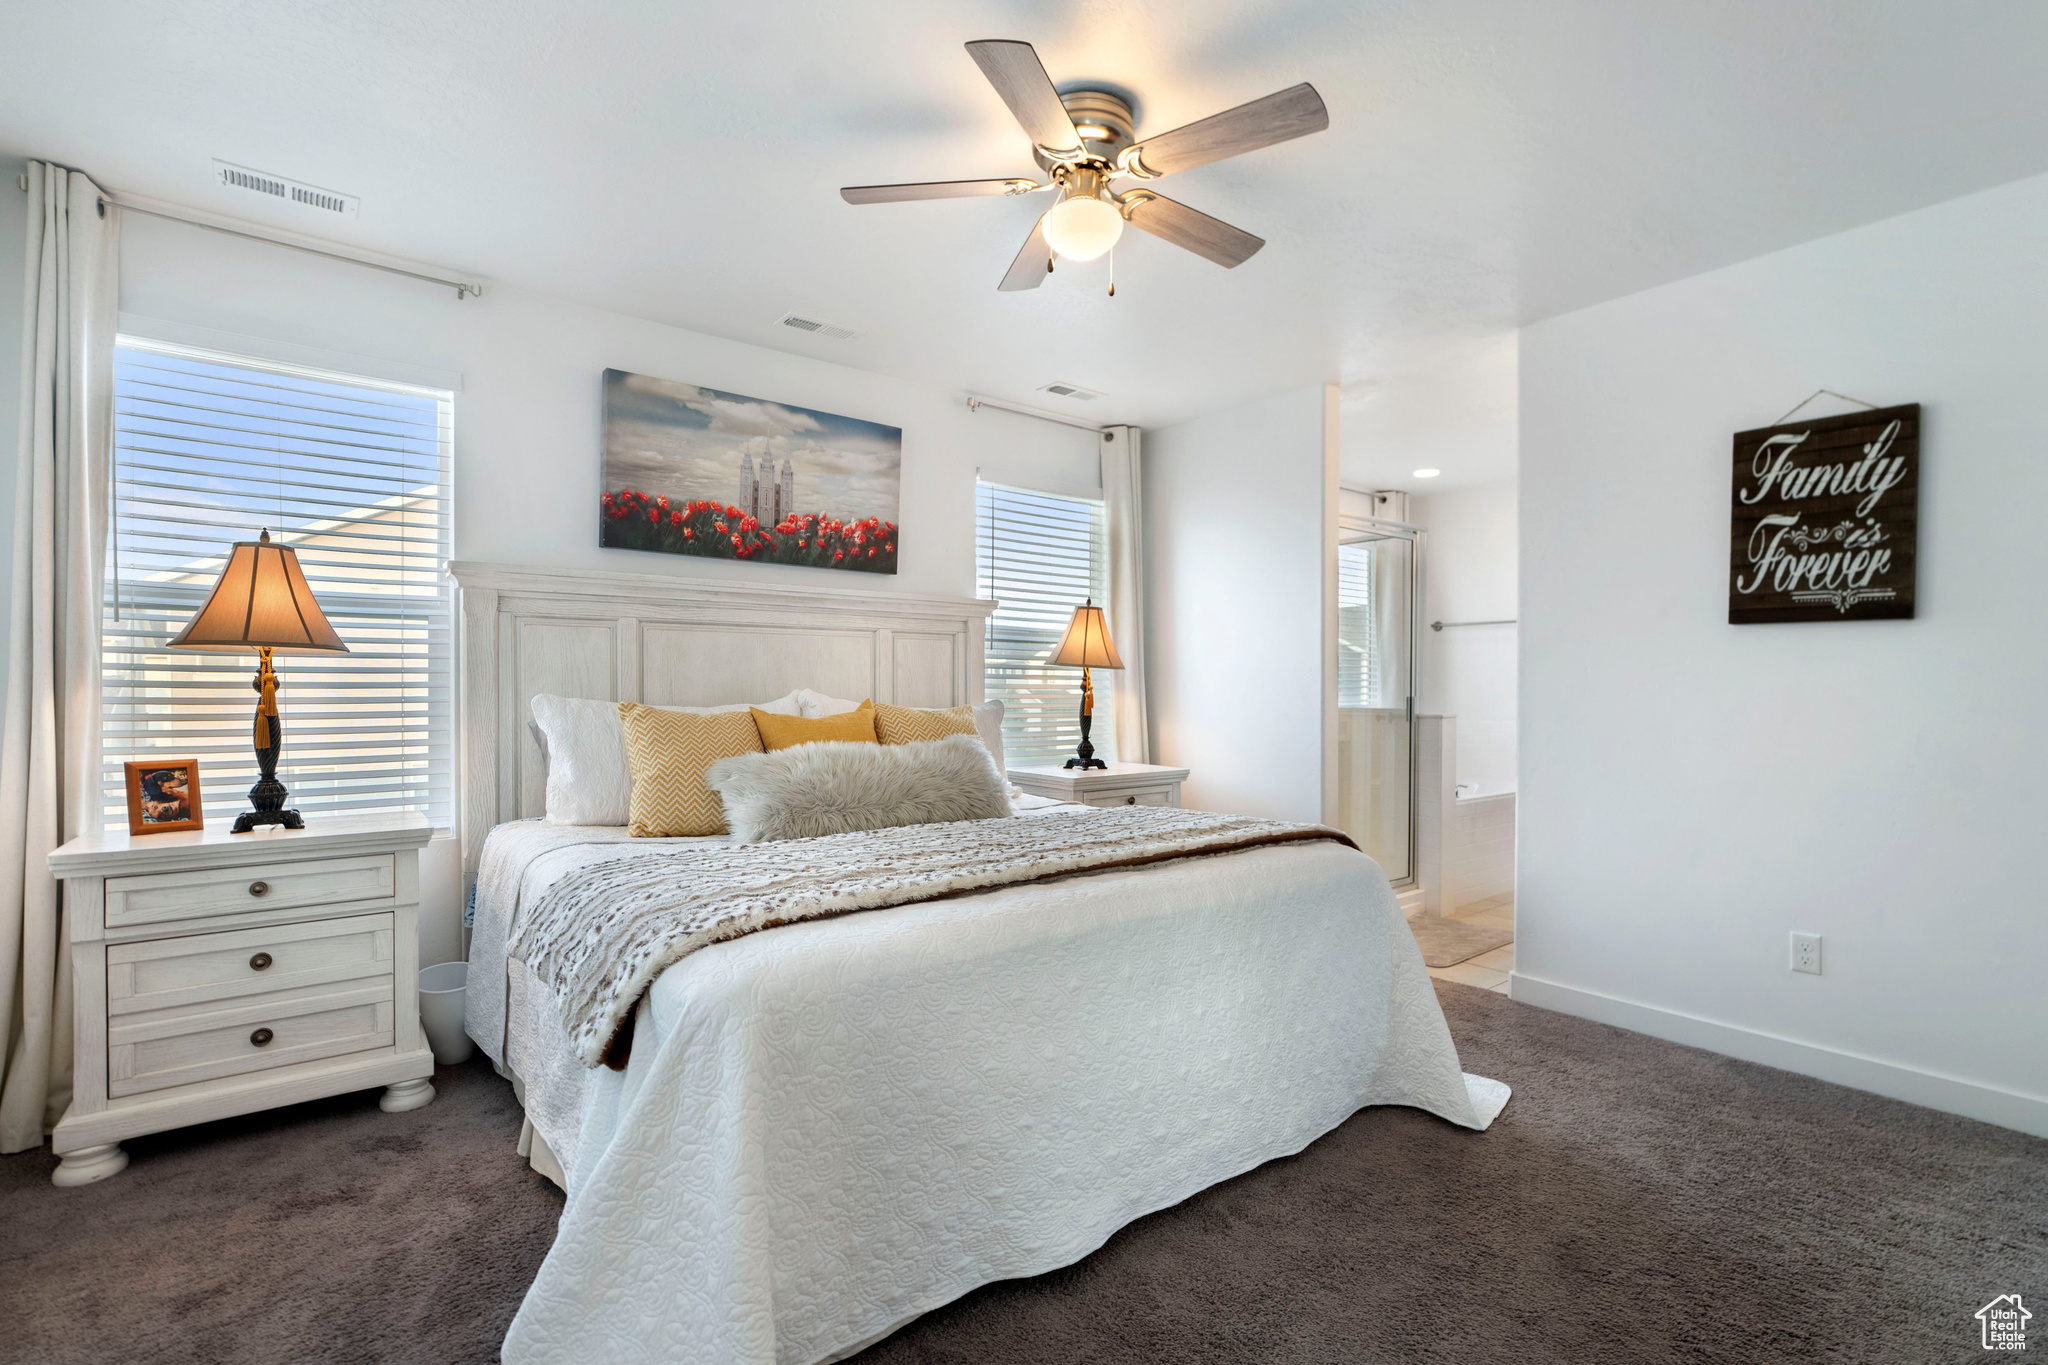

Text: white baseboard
xmin=1508 ymin=972 xmax=2048 ymax=1140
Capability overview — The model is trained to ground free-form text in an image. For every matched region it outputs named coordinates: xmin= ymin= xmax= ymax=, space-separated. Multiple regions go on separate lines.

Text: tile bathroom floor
xmin=1424 ymin=893 xmax=1514 ymax=994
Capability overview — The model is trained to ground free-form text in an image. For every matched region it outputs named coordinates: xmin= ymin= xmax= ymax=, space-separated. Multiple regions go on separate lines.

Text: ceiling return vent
xmin=1037 ymin=382 xmax=1103 ymax=401
xmin=211 ymin=160 xmax=360 ymax=219
xmin=775 ymin=312 xmax=858 ymax=341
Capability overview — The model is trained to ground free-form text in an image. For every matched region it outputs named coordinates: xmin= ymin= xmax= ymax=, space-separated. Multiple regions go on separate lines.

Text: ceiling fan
xmin=841 ymin=40 xmax=1328 ymax=292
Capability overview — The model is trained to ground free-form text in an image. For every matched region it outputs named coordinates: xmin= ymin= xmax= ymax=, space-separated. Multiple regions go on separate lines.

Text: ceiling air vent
xmin=775 ymin=312 xmax=858 ymax=341
xmin=211 ymin=160 xmax=360 ymax=219
xmin=1037 ymin=382 xmax=1103 ymax=401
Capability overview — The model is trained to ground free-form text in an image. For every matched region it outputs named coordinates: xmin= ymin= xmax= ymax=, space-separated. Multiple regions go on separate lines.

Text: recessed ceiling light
xmin=1413 ymin=468 xmax=1441 ymax=479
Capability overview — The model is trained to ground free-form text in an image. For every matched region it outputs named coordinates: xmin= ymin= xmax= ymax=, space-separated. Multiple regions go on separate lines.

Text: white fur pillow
xmin=706 ymin=733 xmax=1011 ymax=843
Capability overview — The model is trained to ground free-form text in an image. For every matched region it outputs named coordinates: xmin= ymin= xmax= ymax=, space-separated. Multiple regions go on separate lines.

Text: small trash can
xmin=418 ymin=961 xmax=473 ymax=1065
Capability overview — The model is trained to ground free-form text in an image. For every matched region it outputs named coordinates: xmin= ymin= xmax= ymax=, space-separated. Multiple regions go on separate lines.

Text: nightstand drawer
xmin=105 ymin=854 xmax=397 ymax=930
xmin=1084 ymin=788 xmax=1176 ymax=808
xmin=108 ymin=914 xmax=394 ymax=1018
xmin=108 ymin=979 xmax=395 ymax=1098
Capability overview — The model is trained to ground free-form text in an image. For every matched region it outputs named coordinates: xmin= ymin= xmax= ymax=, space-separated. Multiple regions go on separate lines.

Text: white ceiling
xmin=5 ymin=1 xmax=2048 ymax=493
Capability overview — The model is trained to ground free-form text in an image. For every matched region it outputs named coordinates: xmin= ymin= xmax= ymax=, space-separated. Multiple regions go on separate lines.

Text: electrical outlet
xmin=1790 ymin=932 xmax=1822 ymax=976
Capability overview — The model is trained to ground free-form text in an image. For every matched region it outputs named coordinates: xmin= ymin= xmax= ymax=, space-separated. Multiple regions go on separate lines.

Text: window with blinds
xmin=975 ymin=481 xmax=1110 ymax=767
xmin=104 ymin=339 xmax=454 ymax=829
xmin=1337 ymin=541 xmax=1378 ymax=707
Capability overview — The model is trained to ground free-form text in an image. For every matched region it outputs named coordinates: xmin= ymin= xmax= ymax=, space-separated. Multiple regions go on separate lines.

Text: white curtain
xmin=1101 ymin=425 xmax=1150 ymax=764
xmin=0 ymin=163 xmax=119 ymax=1152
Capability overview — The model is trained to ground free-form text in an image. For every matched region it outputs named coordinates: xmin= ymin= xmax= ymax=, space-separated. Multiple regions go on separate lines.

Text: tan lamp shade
xmin=1052 ymin=601 xmax=1123 ymax=670
xmin=165 ymin=533 xmax=349 ymax=655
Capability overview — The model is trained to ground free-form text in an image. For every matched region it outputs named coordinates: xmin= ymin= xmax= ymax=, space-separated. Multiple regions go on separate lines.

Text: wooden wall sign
xmin=1729 ymin=403 xmax=1918 ymax=624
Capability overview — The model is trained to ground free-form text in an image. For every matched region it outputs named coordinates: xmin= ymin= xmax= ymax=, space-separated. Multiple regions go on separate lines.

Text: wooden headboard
xmin=448 ymin=561 xmax=996 ymax=880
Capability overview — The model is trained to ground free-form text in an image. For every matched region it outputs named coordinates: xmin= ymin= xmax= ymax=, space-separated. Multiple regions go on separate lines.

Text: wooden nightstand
xmin=46 ymin=812 xmax=437 ymax=1186
xmin=1008 ymin=762 xmax=1190 ymax=809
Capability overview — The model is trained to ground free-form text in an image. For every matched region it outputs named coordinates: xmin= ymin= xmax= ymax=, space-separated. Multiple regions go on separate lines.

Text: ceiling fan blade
xmin=1121 ymin=193 xmax=1265 ymax=268
xmin=1124 ymin=83 xmax=1328 ymax=178
xmin=841 ymin=178 xmax=1040 ymax=205
xmin=998 ymin=217 xmax=1053 ymax=291
xmin=966 ymin=40 xmax=1084 ymax=156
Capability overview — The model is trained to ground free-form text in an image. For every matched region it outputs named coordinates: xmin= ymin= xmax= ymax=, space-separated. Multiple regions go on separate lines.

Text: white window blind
xmin=1337 ymin=542 xmax=1378 ymax=708
xmin=975 ymin=481 xmax=1110 ymax=767
xmin=104 ymin=339 xmax=454 ymax=829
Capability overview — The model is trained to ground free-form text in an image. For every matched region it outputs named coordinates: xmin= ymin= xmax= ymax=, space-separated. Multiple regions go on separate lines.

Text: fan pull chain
xmin=1108 ymin=249 xmax=1116 ymax=297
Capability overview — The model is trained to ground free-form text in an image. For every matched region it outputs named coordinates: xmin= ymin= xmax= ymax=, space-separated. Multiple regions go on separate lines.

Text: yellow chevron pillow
xmin=752 ymin=700 xmax=878 ymax=751
xmin=619 ymin=702 xmax=763 ymax=837
xmin=872 ymin=702 xmax=981 ymax=746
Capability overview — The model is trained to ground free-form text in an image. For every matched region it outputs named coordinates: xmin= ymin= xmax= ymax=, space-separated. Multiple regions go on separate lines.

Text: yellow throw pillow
xmin=619 ymin=703 xmax=763 ymax=837
xmin=873 ymin=703 xmax=980 ymax=746
xmin=751 ymin=700 xmax=879 ymax=751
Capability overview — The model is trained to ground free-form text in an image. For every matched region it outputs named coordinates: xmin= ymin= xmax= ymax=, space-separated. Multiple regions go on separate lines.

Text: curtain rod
xmin=103 ymin=193 xmax=485 ymax=300
xmin=966 ymin=394 xmax=1103 ymax=433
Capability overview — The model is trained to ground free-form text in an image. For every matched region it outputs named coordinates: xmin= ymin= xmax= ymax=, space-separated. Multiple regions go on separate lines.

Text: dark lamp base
xmin=1066 ymin=665 xmax=1110 ymax=769
xmin=238 ymin=660 xmax=303 ymax=833
xmin=233 ymin=808 xmax=304 ymax=833
xmin=1064 ymin=719 xmax=1108 ymax=771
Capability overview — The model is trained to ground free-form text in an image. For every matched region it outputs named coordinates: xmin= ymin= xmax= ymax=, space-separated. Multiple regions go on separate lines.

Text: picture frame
xmin=599 ymin=368 xmax=902 ymax=575
xmin=1728 ymin=403 xmax=1919 ymax=623
xmin=123 ymin=759 xmax=204 ymax=836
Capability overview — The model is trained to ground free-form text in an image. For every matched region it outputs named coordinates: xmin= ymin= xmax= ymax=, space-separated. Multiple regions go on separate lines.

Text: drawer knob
xmin=1125 ymin=796 xmax=1137 ymax=805
xmin=249 ymin=1027 xmax=274 ymax=1048
xmin=249 ymin=952 xmax=273 ymax=971
xmin=247 ymin=880 xmax=271 ymax=898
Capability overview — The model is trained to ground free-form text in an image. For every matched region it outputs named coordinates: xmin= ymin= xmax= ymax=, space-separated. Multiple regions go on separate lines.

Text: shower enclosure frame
xmin=1335 ymin=511 xmax=1426 ymax=893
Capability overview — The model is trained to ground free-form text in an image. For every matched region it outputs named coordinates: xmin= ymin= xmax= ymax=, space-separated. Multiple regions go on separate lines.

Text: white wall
xmin=972 ymin=405 xmax=1102 ymax=502
xmin=1145 ymin=385 xmax=1336 ymax=823
xmin=1518 ymin=171 xmax=2048 ymax=1136
xmin=61 ymin=212 xmax=1094 ymax=964
xmin=116 ymin=214 xmax=1105 ymax=594
xmin=1412 ymin=479 xmax=1518 ymax=790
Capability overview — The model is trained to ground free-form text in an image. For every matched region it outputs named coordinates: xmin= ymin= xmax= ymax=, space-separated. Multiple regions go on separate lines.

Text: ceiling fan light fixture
xmin=1041 ymin=192 xmax=1124 ymax=262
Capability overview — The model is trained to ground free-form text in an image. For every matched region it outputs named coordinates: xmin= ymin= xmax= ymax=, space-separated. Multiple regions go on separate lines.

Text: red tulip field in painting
xmin=599 ymin=489 xmax=898 ymax=572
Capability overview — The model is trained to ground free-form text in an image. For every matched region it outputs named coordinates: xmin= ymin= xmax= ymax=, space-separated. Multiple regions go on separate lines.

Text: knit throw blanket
xmin=510 ymin=806 xmax=1357 ymax=1069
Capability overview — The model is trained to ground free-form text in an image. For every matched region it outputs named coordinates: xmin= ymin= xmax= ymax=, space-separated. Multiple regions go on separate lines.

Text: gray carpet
xmin=3 ymin=984 xmax=2042 ymax=1364
xmin=0 ymin=1058 xmax=562 ymax=1365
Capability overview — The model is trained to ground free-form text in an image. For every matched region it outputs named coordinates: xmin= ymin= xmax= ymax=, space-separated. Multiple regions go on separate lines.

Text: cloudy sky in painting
xmin=602 ymin=370 xmax=901 ymax=523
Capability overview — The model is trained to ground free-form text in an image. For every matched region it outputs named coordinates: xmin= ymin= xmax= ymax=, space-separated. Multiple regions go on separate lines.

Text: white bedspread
xmin=478 ymin=817 xmax=1507 ymax=1365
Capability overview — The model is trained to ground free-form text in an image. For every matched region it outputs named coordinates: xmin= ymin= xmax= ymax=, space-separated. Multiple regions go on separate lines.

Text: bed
xmin=449 ymin=562 xmax=1508 ymax=1365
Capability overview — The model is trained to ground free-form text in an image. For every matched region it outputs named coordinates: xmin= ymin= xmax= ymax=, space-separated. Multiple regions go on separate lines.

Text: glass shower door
xmin=1335 ymin=519 xmax=1419 ymax=882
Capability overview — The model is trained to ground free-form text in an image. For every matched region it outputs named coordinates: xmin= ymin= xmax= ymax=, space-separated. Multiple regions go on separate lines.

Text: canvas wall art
xmin=600 ymin=368 xmax=901 ymax=574
xmin=1728 ymin=403 xmax=1918 ymax=623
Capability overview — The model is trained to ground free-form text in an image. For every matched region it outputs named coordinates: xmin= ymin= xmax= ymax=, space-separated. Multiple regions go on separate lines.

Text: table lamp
xmin=1052 ymin=599 xmax=1122 ymax=770
xmin=166 ymin=530 xmax=349 ymax=832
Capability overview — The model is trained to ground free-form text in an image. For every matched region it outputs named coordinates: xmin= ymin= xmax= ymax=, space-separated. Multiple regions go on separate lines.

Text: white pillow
xmin=972 ymin=698 xmax=1007 ymax=777
xmin=529 ymin=691 xmax=802 ymax=825
xmin=796 ymin=689 xmax=865 ymax=718
xmin=799 ymin=691 xmax=1008 ymax=775
xmin=706 ymin=734 xmax=1011 ymax=843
